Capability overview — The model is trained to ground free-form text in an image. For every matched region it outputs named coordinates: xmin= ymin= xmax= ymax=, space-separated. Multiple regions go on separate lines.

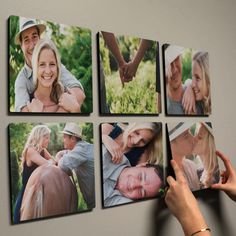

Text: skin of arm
xmin=26 ymin=147 xmax=55 ymax=167
xmin=102 ymin=123 xmax=123 ymax=164
xmin=211 ymin=150 xmax=236 ymax=202
xmin=182 ymin=79 xmax=196 ymax=114
xmin=165 ymin=160 xmax=211 ymax=236
xmin=101 ymin=31 xmax=127 ymax=86
xmin=124 ymin=39 xmax=151 ymax=79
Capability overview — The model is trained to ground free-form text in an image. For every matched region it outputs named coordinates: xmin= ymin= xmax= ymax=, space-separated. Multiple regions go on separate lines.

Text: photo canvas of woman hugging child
xmin=8 ymin=15 xmax=92 ymax=114
xmin=163 ymin=43 xmax=211 ymax=116
xmin=100 ymin=122 xmax=166 ymax=208
xmin=167 ymin=122 xmax=220 ymax=192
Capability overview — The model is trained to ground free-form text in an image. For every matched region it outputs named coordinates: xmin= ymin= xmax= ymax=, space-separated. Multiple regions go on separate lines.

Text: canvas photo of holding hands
xmin=8 ymin=15 xmax=92 ymax=114
xmin=163 ymin=44 xmax=211 ymax=116
xmin=98 ymin=32 xmax=161 ymax=115
xmin=100 ymin=122 xmax=165 ymax=207
xmin=9 ymin=122 xmax=95 ymax=224
xmin=167 ymin=122 xmax=220 ymax=191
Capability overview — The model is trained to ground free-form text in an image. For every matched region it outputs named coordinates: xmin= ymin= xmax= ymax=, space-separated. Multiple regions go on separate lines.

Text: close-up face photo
xmin=167 ymin=122 xmax=220 ymax=191
xmin=117 ymin=166 xmax=162 ymax=200
xmin=163 ymin=44 xmax=211 ymax=116
xmin=100 ymin=122 xmax=165 ymax=208
xmin=127 ymin=129 xmax=154 ymax=148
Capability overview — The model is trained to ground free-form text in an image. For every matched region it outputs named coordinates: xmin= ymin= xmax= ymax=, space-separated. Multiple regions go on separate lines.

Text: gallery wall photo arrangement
xmin=8 ymin=15 xmax=93 ymax=114
xmin=9 ymin=122 xmax=95 ymax=224
xmin=97 ymin=31 xmax=161 ymax=115
xmin=166 ymin=122 xmax=220 ymax=192
xmin=100 ymin=122 xmax=165 ymax=208
xmin=163 ymin=44 xmax=211 ymax=116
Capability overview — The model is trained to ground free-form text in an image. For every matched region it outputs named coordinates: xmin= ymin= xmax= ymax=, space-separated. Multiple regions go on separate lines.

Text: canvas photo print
xmin=163 ymin=44 xmax=211 ymax=116
xmin=166 ymin=122 xmax=220 ymax=191
xmin=100 ymin=122 xmax=165 ymax=208
xmin=8 ymin=15 xmax=92 ymax=114
xmin=97 ymin=31 xmax=161 ymax=115
xmin=9 ymin=122 xmax=95 ymax=224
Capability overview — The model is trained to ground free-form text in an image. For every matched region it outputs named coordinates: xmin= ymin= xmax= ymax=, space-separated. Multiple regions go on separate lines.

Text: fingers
xmin=166 ymin=175 xmax=176 ymax=186
xmin=216 ymin=150 xmax=234 ymax=173
xmin=170 ymin=159 xmax=185 ymax=181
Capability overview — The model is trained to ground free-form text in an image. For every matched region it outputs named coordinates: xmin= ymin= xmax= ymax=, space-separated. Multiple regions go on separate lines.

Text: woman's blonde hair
xmin=21 ymin=125 xmax=51 ymax=168
xmin=192 ymin=51 xmax=211 ymax=114
xmin=195 ymin=123 xmax=218 ymax=187
xmin=121 ymin=122 xmax=163 ymax=165
xmin=32 ymin=38 xmax=64 ymax=103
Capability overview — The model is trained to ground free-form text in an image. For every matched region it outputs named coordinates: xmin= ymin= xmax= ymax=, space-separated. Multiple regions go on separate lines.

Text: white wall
xmin=1 ymin=0 xmax=236 ymax=235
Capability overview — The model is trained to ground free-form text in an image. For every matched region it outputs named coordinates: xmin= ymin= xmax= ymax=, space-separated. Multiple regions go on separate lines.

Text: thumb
xmin=211 ymin=183 xmax=228 ymax=191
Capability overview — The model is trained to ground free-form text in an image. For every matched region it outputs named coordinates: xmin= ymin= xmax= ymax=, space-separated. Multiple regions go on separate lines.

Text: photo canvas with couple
xmin=97 ymin=32 xmax=161 ymax=115
xmin=167 ymin=122 xmax=220 ymax=192
xmin=8 ymin=15 xmax=92 ymax=114
xmin=9 ymin=122 xmax=95 ymax=224
xmin=163 ymin=44 xmax=211 ymax=116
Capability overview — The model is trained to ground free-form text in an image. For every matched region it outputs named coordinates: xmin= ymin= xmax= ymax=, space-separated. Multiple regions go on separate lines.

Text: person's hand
xmin=165 ymin=160 xmax=210 ymax=236
xmin=103 ymin=135 xmax=123 ymax=164
xmin=211 ymin=150 xmax=236 ymax=202
xmin=123 ymin=61 xmax=138 ymax=82
xmin=59 ymin=88 xmax=81 ymax=113
xmin=119 ymin=62 xmax=133 ymax=86
xmin=182 ymin=83 xmax=196 ymax=114
xmin=27 ymin=98 xmax=44 ymax=112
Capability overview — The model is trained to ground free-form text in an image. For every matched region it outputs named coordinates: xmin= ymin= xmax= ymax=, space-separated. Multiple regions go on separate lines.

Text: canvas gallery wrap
xmin=163 ymin=44 xmax=211 ymax=116
xmin=166 ymin=122 xmax=220 ymax=192
xmin=8 ymin=15 xmax=92 ymax=114
xmin=9 ymin=122 xmax=95 ymax=224
xmin=100 ymin=122 xmax=165 ymax=208
xmin=97 ymin=31 xmax=161 ymax=115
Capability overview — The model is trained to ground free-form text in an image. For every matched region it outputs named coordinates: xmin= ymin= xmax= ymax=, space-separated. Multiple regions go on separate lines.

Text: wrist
xmin=180 ymin=211 xmax=208 ymax=236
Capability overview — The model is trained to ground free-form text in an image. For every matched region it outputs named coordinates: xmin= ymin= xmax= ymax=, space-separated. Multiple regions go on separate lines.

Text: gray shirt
xmin=102 ymin=145 xmax=132 ymax=207
xmin=14 ymin=63 xmax=84 ymax=112
xmin=59 ymin=141 xmax=95 ymax=209
xmin=167 ymin=96 xmax=184 ymax=114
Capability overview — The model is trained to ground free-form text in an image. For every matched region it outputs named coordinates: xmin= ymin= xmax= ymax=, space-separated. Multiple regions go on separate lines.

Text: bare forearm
xmin=132 ymin=39 xmax=151 ymax=65
xmin=101 ymin=31 xmax=125 ymax=66
xmin=180 ymin=211 xmax=211 ymax=236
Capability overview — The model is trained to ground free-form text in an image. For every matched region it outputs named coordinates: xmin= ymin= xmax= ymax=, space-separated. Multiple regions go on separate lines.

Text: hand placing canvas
xmin=165 ymin=159 xmax=212 ymax=236
xmin=211 ymin=150 xmax=236 ymax=202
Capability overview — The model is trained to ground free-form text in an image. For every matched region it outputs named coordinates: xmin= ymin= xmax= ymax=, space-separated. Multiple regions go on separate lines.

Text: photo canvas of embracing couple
xmin=167 ymin=122 xmax=220 ymax=192
xmin=9 ymin=122 xmax=95 ymax=224
xmin=97 ymin=32 xmax=161 ymax=115
xmin=163 ymin=44 xmax=211 ymax=116
xmin=8 ymin=15 xmax=92 ymax=114
xmin=100 ymin=122 xmax=165 ymax=208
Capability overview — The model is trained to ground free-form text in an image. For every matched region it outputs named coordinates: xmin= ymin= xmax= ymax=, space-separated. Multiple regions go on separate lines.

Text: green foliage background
xmin=182 ymin=48 xmax=193 ymax=84
xmin=9 ymin=122 xmax=94 ymax=216
xmin=99 ymin=34 xmax=158 ymax=114
xmin=9 ymin=15 xmax=92 ymax=113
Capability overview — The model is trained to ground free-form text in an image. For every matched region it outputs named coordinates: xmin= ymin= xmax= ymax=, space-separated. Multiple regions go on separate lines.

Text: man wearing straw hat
xmin=13 ymin=16 xmax=85 ymax=112
xmin=164 ymin=45 xmax=186 ymax=114
xmin=56 ymin=123 xmax=95 ymax=209
xmin=168 ymin=122 xmax=201 ymax=191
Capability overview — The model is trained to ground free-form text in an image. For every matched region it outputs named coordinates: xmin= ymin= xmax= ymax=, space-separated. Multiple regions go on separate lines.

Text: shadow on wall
xmin=148 ymin=189 xmax=235 ymax=236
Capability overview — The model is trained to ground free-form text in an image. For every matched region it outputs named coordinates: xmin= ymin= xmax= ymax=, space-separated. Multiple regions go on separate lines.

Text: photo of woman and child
xmin=100 ymin=122 xmax=165 ymax=207
xmin=9 ymin=15 xmax=92 ymax=114
xmin=9 ymin=122 xmax=95 ymax=224
xmin=167 ymin=122 xmax=219 ymax=191
xmin=164 ymin=44 xmax=211 ymax=116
